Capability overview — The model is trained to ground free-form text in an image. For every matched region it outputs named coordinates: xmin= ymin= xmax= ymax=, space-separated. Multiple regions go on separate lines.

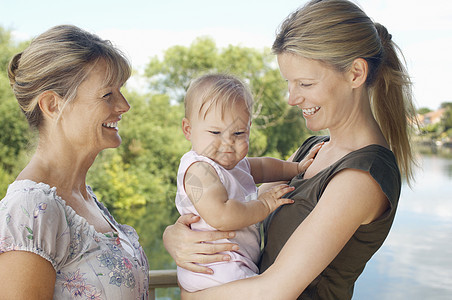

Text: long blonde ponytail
xmin=370 ymin=23 xmax=418 ymax=184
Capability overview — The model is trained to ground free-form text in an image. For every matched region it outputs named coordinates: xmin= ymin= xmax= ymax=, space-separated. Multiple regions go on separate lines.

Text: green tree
xmin=146 ymin=37 xmax=218 ymax=101
xmin=0 ymin=73 xmax=31 ymax=172
xmin=0 ymin=27 xmax=31 ymax=197
xmin=119 ymin=90 xmax=189 ymax=202
xmin=417 ymin=107 xmax=432 ymax=115
xmin=87 ymin=151 xmax=147 ymax=209
xmin=440 ymin=102 xmax=452 ymax=132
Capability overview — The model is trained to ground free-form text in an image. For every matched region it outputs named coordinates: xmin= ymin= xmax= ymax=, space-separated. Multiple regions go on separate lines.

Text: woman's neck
xmin=17 ymin=143 xmax=98 ymax=200
xmin=327 ymin=91 xmax=389 ymax=151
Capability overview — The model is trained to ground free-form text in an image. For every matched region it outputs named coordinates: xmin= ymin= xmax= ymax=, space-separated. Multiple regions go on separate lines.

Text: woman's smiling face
xmin=277 ymin=53 xmax=353 ymax=133
xmin=59 ymin=60 xmax=130 ymax=153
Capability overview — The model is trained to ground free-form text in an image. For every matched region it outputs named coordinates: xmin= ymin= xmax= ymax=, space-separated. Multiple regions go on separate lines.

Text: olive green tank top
xmin=259 ymin=136 xmax=401 ymax=300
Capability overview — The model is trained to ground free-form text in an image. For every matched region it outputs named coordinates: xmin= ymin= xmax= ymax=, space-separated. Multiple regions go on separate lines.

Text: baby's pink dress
xmin=175 ymin=150 xmax=260 ymax=292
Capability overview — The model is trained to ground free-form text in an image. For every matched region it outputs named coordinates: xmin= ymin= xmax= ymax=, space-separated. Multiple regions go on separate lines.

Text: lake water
xmin=148 ymin=151 xmax=452 ymax=299
xmin=354 ymin=153 xmax=452 ymax=299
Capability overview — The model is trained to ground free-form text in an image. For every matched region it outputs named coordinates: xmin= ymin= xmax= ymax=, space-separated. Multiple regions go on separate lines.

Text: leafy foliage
xmin=440 ymin=102 xmax=452 ymax=131
xmin=0 ymin=27 xmax=31 ymax=196
xmin=418 ymin=102 xmax=452 ymax=141
xmin=88 ymin=151 xmax=146 ymax=209
xmin=417 ymin=107 xmax=432 ymax=115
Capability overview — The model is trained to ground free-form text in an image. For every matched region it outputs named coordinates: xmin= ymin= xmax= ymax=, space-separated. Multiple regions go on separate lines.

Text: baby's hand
xmin=258 ymin=184 xmax=295 ymax=214
xmin=297 ymin=142 xmax=323 ymax=173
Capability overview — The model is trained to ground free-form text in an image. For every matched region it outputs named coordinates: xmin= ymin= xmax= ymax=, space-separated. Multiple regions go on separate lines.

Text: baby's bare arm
xmin=185 ymin=162 xmax=293 ymax=231
xmin=249 ymin=142 xmax=322 ymax=184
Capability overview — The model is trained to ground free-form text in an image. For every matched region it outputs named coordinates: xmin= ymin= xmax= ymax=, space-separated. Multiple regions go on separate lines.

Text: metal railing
xmin=149 ymin=269 xmax=178 ymax=300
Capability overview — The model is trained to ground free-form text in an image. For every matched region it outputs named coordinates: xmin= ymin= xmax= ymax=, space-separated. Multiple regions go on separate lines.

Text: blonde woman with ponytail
xmin=0 ymin=25 xmax=149 ymax=299
xmin=164 ymin=0 xmax=417 ymax=299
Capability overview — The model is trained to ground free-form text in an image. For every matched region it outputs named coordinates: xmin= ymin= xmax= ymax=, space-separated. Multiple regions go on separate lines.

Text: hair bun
xmin=7 ymin=52 xmax=22 ymax=87
xmin=374 ymin=23 xmax=392 ymax=44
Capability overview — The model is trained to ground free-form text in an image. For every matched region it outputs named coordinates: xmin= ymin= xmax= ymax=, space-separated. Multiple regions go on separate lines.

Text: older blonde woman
xmin=0 ymin=25 xmax=149 ymax=299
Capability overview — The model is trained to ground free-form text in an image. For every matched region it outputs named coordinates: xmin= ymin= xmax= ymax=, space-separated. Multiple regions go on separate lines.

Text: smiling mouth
xmin=102 ymin=121 xmax=118 ymax=129
xmin=302 ymin=106 xmax=321 ymax=116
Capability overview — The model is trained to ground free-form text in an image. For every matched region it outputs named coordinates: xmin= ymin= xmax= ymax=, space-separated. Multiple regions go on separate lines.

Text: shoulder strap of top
xmin=327 ymin=145 xmax=401 ymax=207
xmin=293 ymin=135 xmax=330 ymax=162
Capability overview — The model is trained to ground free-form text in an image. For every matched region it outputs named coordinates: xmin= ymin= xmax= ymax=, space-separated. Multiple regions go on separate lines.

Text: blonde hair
xmin=7 ymin=25 xmax=131 ymax=129
xmin=273 ymin=0 xmax=417 ymax=183
xmin=184 ymin=73 xmax=253 ymax=121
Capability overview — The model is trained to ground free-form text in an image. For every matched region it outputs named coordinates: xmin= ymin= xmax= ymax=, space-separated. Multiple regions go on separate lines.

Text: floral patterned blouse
xmin=0 ymin=180 xmax=149 ymax=299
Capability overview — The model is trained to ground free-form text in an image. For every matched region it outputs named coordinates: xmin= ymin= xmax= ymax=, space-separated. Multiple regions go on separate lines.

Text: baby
xmin=175 ymin=73 xmax=319 ymax=292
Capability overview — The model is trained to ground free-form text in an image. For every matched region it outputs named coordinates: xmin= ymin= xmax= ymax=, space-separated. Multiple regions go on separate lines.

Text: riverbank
xmin=413 ymin=138 xmax=452 ymax=158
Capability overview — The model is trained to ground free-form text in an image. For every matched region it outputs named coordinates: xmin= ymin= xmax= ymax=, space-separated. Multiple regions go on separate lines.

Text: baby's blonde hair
xmin=184 ymin=73 xmax=253 ymax=121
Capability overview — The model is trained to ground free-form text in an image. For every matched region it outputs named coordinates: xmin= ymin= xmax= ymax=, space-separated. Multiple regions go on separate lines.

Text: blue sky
xmin=2 ymin=0 xmax=451 ymax=109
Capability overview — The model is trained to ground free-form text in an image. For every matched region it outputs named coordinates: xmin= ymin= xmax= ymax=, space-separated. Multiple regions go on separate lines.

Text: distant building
xmin=418 ymin=108 xmax=445 ymax=126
